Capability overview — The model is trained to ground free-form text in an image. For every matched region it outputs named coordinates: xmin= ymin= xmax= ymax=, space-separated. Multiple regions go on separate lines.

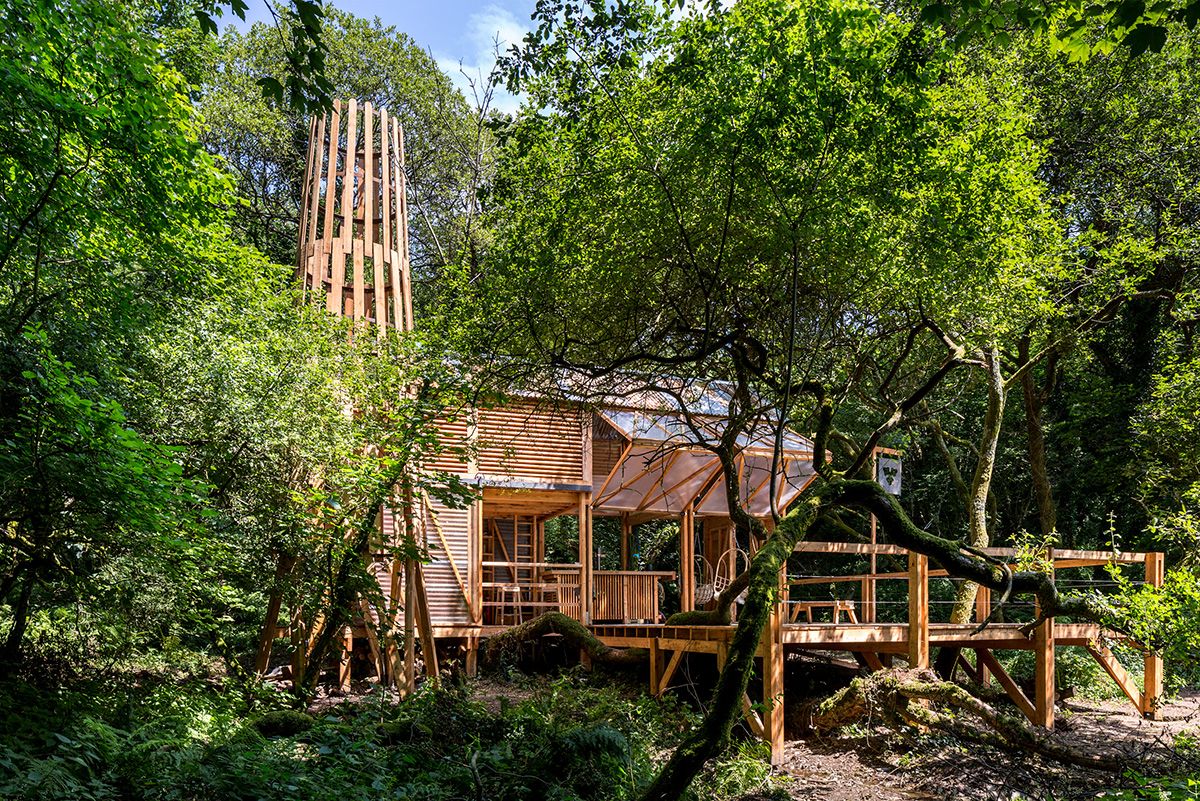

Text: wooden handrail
xmin=792 ymin=541 xmax=1153 ymax=564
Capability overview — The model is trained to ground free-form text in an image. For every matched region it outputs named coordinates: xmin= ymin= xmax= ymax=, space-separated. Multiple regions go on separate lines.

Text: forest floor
xmin=774 ymin=690 xmax=1200 ymax=801
xmin=463 ymin=663 xmax=1200 ymax=801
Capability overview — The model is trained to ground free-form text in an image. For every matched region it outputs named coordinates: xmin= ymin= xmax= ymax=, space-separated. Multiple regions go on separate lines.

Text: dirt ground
xmin=777 ymin=690 xmax=1200 ymax=800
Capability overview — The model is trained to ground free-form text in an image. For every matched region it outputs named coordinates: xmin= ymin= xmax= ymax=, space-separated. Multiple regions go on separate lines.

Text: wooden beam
xmin=860 ymin=651 xmax=885 ymax=672
xmin=254 ymin=555 xmax=296 ymax=675
xmin=423 ymin=490 xmax=473 ymax=618
xmin=976 ymin=648 xmax=1037 ymax=723
xmin=465 ymin=635 xmax=478 ymax=678
xmin=412 ymin=560 xmax=440 ymax=681
xmin=1085 ymin=642 xmax=1143 ymax=711
xmin=907 ymin=551 xmax=929 ymax=669
xmin=655 ymin=648 xmax=685 ymax=697
xmin=634 ymin=451 xmax=684 ymax=511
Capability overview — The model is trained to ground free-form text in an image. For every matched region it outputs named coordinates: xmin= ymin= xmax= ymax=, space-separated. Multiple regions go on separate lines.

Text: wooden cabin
xmin=287 ymin=98 xmax=1167 ymax=763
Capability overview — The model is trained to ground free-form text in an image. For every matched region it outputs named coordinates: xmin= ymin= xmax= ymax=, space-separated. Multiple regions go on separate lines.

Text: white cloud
xmin=435 ymin=5 xmax=527 ymax=115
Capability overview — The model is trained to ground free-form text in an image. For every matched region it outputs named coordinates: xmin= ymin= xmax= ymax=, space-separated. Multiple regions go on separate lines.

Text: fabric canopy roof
xmin=592 ymin=408 xmax=817 ymax=517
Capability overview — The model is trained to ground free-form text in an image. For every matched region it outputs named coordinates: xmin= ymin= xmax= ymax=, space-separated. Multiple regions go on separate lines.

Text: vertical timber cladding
xmin=416 ymin=414 xmax=474 ymax=627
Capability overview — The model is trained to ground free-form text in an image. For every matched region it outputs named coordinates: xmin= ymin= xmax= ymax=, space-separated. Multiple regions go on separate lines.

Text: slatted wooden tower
xmin=297 ymin=98 xmax=414 ymax=332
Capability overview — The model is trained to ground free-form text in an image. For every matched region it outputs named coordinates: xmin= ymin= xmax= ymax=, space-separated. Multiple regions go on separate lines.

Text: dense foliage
xmin=1 ymin=0 xmax=1199 ymax=798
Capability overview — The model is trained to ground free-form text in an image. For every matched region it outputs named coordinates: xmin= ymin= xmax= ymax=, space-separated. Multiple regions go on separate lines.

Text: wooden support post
xmin=412 ymin=561 xmax=440 ymax=681
xmin=621 ymin=514 xmax=631 ymax=571
xmin=1143 ymin=552 xmax=1165 ymax=719
xmin=1034 ymin=549 xmax=1056 ymax=729
xmin=339 ymin=626 xmax=353 ymax=691
xmin=358 ymin=598 xmax=384 ymax=680
xmin=465 ymin=636 xmax=478 ymax=678
xmin=289 ymin=604 xmax=306 ymax=693
xmin=974 ymin=586 xmax=991 ymax=684
xmin=649 ymin=639 xmax=661 ymax=695
xmin=762 ymin=570 xmax=785 ymax=766
xmin=403 ymin=557 xmax=416 ymax=694
xmin=860 ymin=577 xmax=875 ymax=626
xmin=680 ymin=507 xmax=695 ymax=613
xmin=579 ymin=647 xmax=593 ymax=672
xmin=254 ymin=555 xmax=295 ymax=675
xmin=471 ymin=500 xmax=484 ymax=625
xmin=907 ymin=551 xmax=929 ymax=669
xmin=579 ymin=492 xmax=593 ymax=624
xmin=867 ymin=512 xmax=878 ymax=623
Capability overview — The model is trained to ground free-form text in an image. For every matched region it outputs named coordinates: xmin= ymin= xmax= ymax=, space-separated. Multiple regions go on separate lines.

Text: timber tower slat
xmin=298 ymin=98 xmax=414 ymax=332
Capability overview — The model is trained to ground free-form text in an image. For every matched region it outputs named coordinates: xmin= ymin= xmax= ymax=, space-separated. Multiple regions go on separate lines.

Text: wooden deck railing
xmin=593 ymin=571 xmax=675 ymax=623
xmin=786 ymin=543 xmax=1163 ymax=626
xmin=480 ymin=562 xmax=672 ymax=625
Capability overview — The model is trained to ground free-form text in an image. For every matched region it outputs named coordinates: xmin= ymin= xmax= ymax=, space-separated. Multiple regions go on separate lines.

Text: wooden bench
xmin=788 ymin=599 xmax=859 ymax=624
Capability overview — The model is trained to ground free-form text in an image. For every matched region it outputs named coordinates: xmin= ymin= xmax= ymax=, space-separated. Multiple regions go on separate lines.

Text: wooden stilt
xmin=1143 ymin=552 xmax=1164 ymax=720
xmin=465 ymin=636 xmax=478 ymax=678
xmin=338 ymin=626 xmax=353 ymax=690
xmin=762 ymin=572 xmax=785 ymax=766
xmin=1034 ymin=610 xmax=1055 ymax=728
xmin=290 ymin=604 xmax=306 ymax=693
xmin=254 ymin=555 xmax=295 ymax=675
xmin=358 ymin=598 xmax=384 ymax=680
xmin=412 ymin=561 xmax=440 ymax=681
xmin=579 ymin=647 xmax=593 ymax=671
xmin=907 ymin=551 xmax=929 ymax=669
xmin=649 ymin=639 xmax=661 ymax=695
xmin=974 ymin=647 xmax=990 ymax=686
xmin=404 ymin=557 xmax=416 ymax=694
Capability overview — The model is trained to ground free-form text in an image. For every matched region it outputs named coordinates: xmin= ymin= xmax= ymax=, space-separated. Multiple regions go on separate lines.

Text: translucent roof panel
xmin=593 ymin=442 xmax=816 ymax=517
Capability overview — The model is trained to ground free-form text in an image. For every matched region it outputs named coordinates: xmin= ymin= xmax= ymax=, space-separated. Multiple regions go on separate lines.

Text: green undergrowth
xmin=0 ymin=668 xmax=786 ymax=801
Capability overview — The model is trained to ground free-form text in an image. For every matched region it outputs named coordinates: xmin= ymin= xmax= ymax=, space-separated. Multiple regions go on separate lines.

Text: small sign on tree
xmin=877 ymin=455 xmax=902 ymax=495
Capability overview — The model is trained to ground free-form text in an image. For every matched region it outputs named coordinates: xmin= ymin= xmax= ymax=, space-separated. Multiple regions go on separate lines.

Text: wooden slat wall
xmin=379 ymin=498 xmax=472 ymax=626
xmin=428 ymin=415 xmax=471 ymax=474
xmin=421 ymin=498 xmax=472 ymax=625
xmin=477 ymin=402 xmax=587 ymax=484
xmin=591 ymin=426 xmax=626 ymax=486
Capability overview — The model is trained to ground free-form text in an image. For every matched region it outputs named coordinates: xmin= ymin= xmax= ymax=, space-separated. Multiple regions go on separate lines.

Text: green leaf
xmin=1125 ymin=23 xmax=1168 ymax=54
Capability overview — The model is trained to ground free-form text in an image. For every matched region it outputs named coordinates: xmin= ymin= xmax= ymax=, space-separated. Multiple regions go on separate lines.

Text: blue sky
xmin=230 ymin=1 xmax=538 ymax=112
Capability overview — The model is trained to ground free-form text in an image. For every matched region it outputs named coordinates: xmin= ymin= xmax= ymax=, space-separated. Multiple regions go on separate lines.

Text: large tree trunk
xmin=809 ymin=668 xmax=1122 ymax=772
xmin=0 ymin=574 xmax=33 ymax=666
xmin=948 ymin=348 xmax=1005 ymax=626
xmin=1019 ymin=335 xmax=1057 ymax=538
xmin=640 ymin=489 xmax=820 ymax=801
xmin=481 ymin=611 xmax=647 ymax=667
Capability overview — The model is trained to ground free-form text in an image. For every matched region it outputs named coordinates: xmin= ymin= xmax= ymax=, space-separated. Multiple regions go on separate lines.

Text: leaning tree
xmin=444 ymin=0 xmax=1186 ymax=797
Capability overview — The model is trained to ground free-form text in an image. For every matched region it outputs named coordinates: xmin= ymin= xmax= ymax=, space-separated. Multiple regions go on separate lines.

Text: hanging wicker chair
xmin=694 ymin=546 xmax=749 ymax=606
